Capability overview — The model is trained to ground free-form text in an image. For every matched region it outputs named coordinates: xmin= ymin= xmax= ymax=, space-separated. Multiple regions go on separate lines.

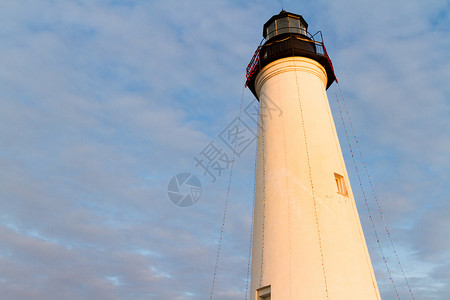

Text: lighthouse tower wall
xmin=250 ymin=57 xmax=381 ymax=300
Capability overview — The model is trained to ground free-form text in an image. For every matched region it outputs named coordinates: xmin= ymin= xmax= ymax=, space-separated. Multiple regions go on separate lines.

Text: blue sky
xmin=0 ymin=0 xmax=449 ymax=299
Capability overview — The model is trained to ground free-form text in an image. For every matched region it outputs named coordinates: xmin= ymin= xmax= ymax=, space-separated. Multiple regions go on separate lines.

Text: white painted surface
xmin=250 ymin=57 xmax=381 ymax=300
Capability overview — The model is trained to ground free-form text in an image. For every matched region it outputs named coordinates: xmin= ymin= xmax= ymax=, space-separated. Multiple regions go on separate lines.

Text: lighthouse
xmin=246 ymin=11 xmax=381 ymax=299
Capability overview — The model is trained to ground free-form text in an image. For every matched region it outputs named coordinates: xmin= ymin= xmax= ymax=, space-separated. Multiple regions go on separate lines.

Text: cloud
xmin=0 ymin=0 xmax=448 ymax=299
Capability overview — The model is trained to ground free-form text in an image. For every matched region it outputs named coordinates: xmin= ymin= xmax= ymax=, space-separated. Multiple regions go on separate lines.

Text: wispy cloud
xmin=0 ymin=0 xmax=448 ymax=299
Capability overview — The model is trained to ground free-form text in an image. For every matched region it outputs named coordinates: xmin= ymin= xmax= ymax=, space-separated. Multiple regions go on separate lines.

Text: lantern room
xmin=263 ymin=10 xmax=308 ymax=41
xmin=246 ymin=10 xmax=337 ymax=98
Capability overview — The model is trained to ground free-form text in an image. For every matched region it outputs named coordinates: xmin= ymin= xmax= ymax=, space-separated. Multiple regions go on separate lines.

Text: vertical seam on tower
xmin=320 ymin=84 xmax=346 ymax=174
xmin=292 ymin=56 xmax=330 ymax=299
xmin=279 ymin=78 xmax=292 ymax=300
xmin=259 ymin=93 xmax=266 ymax=288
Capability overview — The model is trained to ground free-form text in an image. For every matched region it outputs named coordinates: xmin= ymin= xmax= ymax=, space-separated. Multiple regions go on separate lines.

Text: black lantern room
xmin=246 ymin=10 xmax=337 ymax=99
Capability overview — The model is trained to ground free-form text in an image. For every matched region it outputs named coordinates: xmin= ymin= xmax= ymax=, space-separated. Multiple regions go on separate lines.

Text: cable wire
xmin=336 ymin=83 xmax=415 ymax=299
xmin=209 ymin=86 xmax=246 ymax=300
xmin=334 ymin=91 xmax=400 ymax=299
xmin=293 ymin=57 xmax=329 ymax=299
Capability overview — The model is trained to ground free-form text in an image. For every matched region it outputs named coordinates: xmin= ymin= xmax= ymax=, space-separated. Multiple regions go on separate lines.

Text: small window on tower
xmin=334 ymin=173 xmax=348 ymax=196
xmin=257 ymin=285 xmax=271 ymax=300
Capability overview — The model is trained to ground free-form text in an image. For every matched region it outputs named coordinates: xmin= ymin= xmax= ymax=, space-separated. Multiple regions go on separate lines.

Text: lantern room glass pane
xmin=267 ymin=21 xmax=276 ymax=39
xmin=289 ymin=17 xmax=301 ymax=34
xmin=300 ymin=23 xmax=307 ymax=35
xmin=276 ymin=17 xmax=289 ymax=35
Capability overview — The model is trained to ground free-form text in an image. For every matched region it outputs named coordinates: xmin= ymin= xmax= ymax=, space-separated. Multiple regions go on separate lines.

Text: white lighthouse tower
xmin=246 ymin=11 xmax=381 ymax=299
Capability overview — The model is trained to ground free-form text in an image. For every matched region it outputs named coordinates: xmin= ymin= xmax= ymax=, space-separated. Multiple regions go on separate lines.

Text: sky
xmin=0 ymin=0 xmax=449 ymax=299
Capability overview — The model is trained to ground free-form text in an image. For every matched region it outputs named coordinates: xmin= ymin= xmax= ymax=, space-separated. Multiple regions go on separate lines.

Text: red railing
xmin=312 ymin=31 xmax=338 ymax=83
xmin=245 ymin=46 xmax=262 ymax=87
